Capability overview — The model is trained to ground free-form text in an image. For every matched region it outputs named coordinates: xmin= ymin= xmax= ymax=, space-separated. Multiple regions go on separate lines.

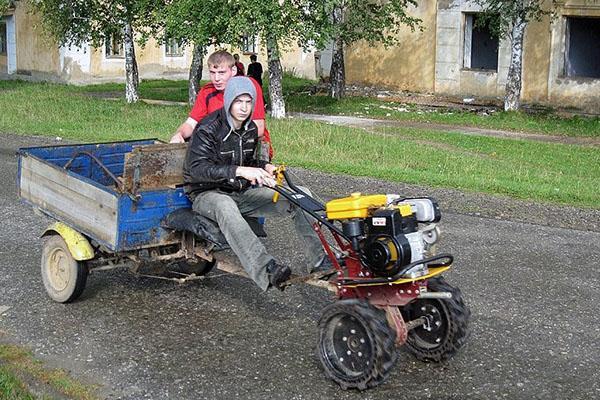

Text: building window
xmin=463 ymin=13 xmax=499 ymax=71
xmin=564 ymin=17 xmax=600 ymax=79
xmin=105 ymin=33 xmax=124 ymax=58
xmin=165 ymin=38 xmax=184 ymax=57
xmin=0 ymin=22 xmax=7 ymax=55
xmin=242 ymin=35 xmax=257 ymax=54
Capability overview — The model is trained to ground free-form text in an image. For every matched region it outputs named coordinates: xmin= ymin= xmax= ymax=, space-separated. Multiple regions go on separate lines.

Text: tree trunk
xmin=188 ymin=44 xmax=205 ymax=105
xmin=504 ymin=18 xmax=526 ymax=111
xmin=266 ymin=34 xmax=285 ymax=119
xmin=329 ymin=6 xmax=345 ymax=99
xmin=123 ymin=22 xmax=139 ymax=104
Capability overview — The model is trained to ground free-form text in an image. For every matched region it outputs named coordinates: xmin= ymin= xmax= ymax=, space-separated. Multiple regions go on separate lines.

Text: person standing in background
xmin=247 ymin=54 xmax=263 ymax=87
xmin=233 ymin=54 xmax=245 ymax=76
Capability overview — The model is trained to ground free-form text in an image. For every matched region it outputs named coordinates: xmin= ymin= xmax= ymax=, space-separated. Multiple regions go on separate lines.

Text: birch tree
xmin=34 ymin=0 xmax=162 ymax=103
xmin=475 ymin=0 xmax=553 ymax=111
xmin=159 ymin=0 xmax=233 ymax=104
xmin=233 ymin=0 xmax=313 ymax=119
xmin=310 ymin=0 xmax=421 ymax=99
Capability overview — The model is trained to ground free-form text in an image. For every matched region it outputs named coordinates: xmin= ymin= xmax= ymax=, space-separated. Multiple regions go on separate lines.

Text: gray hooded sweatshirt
xmin=183 ymin=76 xmax=267 ymax=197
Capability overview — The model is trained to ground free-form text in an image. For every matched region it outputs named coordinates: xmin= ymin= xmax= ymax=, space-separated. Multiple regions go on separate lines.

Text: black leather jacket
xmin=183 ymin=108 xmax=268 ymax=199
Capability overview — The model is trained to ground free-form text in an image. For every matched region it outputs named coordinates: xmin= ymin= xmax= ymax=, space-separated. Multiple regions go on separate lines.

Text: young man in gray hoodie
xmin=183 ymin=76 xmax=327 ymax=291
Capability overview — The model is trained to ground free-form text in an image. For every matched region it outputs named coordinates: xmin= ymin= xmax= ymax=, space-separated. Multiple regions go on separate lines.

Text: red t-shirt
xmin=189 ymin=79 xmax=273 ymax=158
xmin=235 ymin=61 xmax=245 ymax=76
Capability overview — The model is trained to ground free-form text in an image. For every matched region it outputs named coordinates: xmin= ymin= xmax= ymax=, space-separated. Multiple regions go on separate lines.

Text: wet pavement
xmin=1 ymin=133 xmax=599 ymax=399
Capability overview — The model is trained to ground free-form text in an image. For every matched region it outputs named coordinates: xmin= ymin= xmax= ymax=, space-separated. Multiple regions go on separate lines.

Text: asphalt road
xmin=1 ymin=133 xmax=599 ymax=400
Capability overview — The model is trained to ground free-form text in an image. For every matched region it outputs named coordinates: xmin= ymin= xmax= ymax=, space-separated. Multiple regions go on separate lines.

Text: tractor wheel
xmin=168 ymin=259 xmax=215 ymax=277
xmin=317 ymin=299 xmax=397 ymax=390
xmin=41 ymin=235 xmax=88 ymax=303
xmin=402 ymin=276 xmax=470 ymax=362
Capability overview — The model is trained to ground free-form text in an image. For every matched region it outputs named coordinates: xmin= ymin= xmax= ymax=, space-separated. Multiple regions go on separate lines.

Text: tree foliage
xmin=158 ymin=0 xmax=234 ymax=48
xmin=313 ymin=0 xmax=422 ymax=49
xmin=33 ymin=0 xmax=161 ymax=48
xmin=474 ymin=0 xmax=552 ymax=38
xmin=33 ymin=0 xmax=164 ymax=102
xmin=0 ymin=0 xmax=11 ymax=14
xmin=306 ymin=0 xmax=422 ymax=99
xmin=475 ymin=0 xmax=554 ymax=110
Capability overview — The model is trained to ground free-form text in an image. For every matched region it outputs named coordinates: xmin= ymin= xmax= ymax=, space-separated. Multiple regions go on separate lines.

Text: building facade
xmin=2 ymin=0 xmax=599 ymax=112
xmin=344 ymin=0 xmax=600 ymax=112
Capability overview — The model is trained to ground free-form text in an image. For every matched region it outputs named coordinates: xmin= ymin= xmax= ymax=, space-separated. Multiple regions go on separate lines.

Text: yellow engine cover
xmin=326 ymin=192 xmax=388 ymax=220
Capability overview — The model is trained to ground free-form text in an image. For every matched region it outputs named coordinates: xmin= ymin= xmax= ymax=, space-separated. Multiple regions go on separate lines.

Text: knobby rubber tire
xmin=317 ymin=299 xmax=398 ymax=390
xmin=41 ymin=235 xmax=88 ymax=303
xmin=403 ymin=276 xmax=471 ymax=362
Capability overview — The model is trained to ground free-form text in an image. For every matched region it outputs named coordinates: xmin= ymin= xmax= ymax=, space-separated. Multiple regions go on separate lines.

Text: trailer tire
xmin=41 ymin=235 xmax=88 ymax=303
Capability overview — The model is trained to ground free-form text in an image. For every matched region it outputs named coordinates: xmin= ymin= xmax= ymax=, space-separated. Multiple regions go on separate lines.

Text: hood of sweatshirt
xmin=223 ymin=76 xmax=257 ymax=131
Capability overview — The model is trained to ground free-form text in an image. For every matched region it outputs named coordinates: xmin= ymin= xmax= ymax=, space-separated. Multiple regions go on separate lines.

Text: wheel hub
xmin=327 ymin=316 xmax=374 ymax=377
xmin=410 ymin=301 xmax=448 ymax=348
xmin=48 ymin=248 xmax=69 ymax=291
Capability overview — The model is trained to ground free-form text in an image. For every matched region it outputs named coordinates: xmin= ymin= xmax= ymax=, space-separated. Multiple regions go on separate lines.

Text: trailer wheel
xmin=402 ymin=276 xmax=470 ymax=362
xmin=41 ymin=235 xmax=88 ymax=303
xmin=317 ymin=299 xmax=397 ymax=390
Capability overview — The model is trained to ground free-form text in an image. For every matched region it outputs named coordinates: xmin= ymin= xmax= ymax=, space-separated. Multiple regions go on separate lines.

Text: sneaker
xmin=266 ymin=260 xmax=292 ymax=291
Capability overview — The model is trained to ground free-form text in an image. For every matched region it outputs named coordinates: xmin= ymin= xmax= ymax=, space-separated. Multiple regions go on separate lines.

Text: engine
xmin=326 ymin=193 xmax=441 ymax=278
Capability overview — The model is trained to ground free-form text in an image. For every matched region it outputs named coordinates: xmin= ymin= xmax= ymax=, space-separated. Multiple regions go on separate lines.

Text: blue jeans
xmin=192 ymin=186 xmax=324 ymax=290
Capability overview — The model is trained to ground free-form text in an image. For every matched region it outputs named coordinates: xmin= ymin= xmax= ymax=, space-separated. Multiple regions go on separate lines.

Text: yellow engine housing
xmin=326 ymin=192 xmax=387 ymax=220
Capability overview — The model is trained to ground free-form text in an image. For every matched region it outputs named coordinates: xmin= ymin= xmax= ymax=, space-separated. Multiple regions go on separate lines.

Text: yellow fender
xmin=42 ymin=222 xmax=95 ymax=261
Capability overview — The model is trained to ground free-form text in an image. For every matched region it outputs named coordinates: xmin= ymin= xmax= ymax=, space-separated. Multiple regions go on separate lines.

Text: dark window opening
xmin=464 ymin=14 xmax=499 ymax=71
xmin=0 ymin=22 xmax=7 ymax=55
xmin=242 ymin=35 xmax=257 ymax=55
xmin=105 ymin=33 xmax=124 ymax=58
xmin=165 ymin=38 xmax=183 ymax=57
xmin=565 ymin=17 xmax=600 ymax=79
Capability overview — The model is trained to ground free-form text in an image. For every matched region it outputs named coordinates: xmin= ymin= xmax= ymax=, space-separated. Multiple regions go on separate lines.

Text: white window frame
xmin=242 ymin=35 xmax=257 ymax=55
xmin=105 ymin=33 xmax=124 ymax=59
xmin=165 ymin=38 xmax=184 ymax=57
xmin=463 ymin=13 xmax=499 ymax=71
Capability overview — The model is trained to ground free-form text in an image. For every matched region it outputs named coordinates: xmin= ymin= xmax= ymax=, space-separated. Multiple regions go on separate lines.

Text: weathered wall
xmin=547 ymin=0 xmax=600 ymax=112
xmin=13 ymin=2 xmax=61 ymax=78
xmin=277 ymin=45 xmax=318 ymax=80
xmin=345 ymin=2 xmax=437 ymax=92
xmin=435 ymin=0 xmax=511 ymax=98
xmin=86 ymin=37 xmax=191 ymax=83
xmin=520 ymin=13 xmax=552 ymax=104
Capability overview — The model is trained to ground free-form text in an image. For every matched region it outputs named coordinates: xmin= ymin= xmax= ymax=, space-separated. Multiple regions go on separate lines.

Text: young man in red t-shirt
xmin=170 ymin=50 xmax=272 ymax=158
xmin=233 ymin=54 xmax=245 ymax=76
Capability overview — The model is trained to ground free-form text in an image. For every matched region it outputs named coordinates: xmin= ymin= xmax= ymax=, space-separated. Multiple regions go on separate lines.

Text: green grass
xmin=1 ymin=79 xmax=598 ymax=208
xmin=0 ymin=366 xmax=36 ymax=400
xmin=75 ymin=78 xmax=205 ymax=103
xmin=0 ymin=345 xmax=98 ymax=400
xmin=0 ymin=80 xmax=185 ymax=141
xmin=268 ymin=119 xmax=599 ymax=208
xmin=285 ymin=94 xmax=600 ymax=138
xmin=20 ymin=74 xmax=597 ymax=138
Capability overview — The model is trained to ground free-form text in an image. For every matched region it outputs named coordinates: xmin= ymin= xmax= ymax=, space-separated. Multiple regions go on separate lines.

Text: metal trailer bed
xmin=17 ymin=139 xmax=191 ymax=252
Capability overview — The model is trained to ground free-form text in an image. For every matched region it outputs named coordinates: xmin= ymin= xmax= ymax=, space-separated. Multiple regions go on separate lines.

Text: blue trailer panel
xmin=18 ymin=139 xmax=191 ymax=252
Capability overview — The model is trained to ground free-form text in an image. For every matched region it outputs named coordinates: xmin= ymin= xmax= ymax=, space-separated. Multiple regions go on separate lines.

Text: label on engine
xmin=372 ymin=217 xmax=387 ymax=226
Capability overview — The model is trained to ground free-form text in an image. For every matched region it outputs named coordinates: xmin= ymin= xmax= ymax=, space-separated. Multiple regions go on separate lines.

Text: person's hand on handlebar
xmin=236 ymin=166 xmax=276 ymax=187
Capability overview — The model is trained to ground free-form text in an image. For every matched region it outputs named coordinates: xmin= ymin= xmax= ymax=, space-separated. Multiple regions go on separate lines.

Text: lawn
xmin=1 ymin=79 xmax=598 ymax=208
xmin=67 ymin=75 xmax=600 ymax=138
xmin=0 ymin=344 xmax=98 ymax=400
